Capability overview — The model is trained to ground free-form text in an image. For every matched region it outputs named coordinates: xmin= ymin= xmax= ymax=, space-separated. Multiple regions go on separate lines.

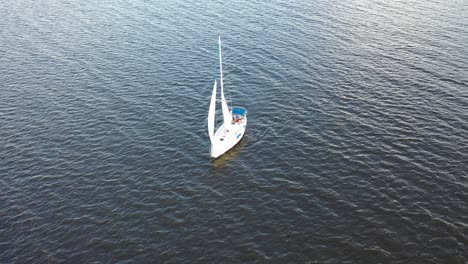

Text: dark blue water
xmin=1 ymin=0 xmax=467 ymax=263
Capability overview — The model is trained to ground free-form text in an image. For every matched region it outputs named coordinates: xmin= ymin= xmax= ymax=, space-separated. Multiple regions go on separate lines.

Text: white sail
xmin=219 ymin=36 xmax=231 ymax=130
xmin=208 ymin=80 xmax=217 ymax=143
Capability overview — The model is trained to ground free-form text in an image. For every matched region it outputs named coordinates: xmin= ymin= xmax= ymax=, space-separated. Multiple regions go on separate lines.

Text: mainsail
xmin=208 ymin=80 xmax=217 ymax=143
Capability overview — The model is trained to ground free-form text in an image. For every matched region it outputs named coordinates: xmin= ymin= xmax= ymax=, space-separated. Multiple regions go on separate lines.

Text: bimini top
xmin=232 ymin=107 xmax=247 ymax=116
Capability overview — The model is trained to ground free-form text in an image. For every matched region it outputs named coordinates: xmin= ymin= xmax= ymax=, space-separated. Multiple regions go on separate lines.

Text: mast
xmin=219 ymin=36 xmax=231 ymax=130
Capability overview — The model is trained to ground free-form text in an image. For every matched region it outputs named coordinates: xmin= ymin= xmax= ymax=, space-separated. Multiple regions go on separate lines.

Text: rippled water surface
xmin=1 ymin=0 xmax=467 ymax=263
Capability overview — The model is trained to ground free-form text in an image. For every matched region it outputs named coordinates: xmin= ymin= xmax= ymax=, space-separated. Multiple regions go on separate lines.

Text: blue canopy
xmin=232 ymin=107 xmax=247 ymax=116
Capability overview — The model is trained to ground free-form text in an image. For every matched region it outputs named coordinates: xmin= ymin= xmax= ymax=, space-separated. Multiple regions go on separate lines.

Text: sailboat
xmin=207 ymin=36 xmax=247 ymax=158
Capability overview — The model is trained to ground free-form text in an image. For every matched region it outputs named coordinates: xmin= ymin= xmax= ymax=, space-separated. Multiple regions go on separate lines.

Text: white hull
xmin=210 ymin=117 xmax=247 ymax=158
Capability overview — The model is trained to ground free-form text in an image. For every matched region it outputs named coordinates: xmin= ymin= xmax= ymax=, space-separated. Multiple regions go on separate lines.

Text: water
xmin=1 ymin=0 xmax=467 ymax=263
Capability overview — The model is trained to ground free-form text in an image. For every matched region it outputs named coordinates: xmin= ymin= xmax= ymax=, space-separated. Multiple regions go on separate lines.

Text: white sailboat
xmin=208 ymin=36 xmax=247 ymax=158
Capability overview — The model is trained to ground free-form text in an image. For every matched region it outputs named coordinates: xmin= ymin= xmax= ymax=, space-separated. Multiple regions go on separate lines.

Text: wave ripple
xmin=1 ymin=0 xmax=467 ymax=263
